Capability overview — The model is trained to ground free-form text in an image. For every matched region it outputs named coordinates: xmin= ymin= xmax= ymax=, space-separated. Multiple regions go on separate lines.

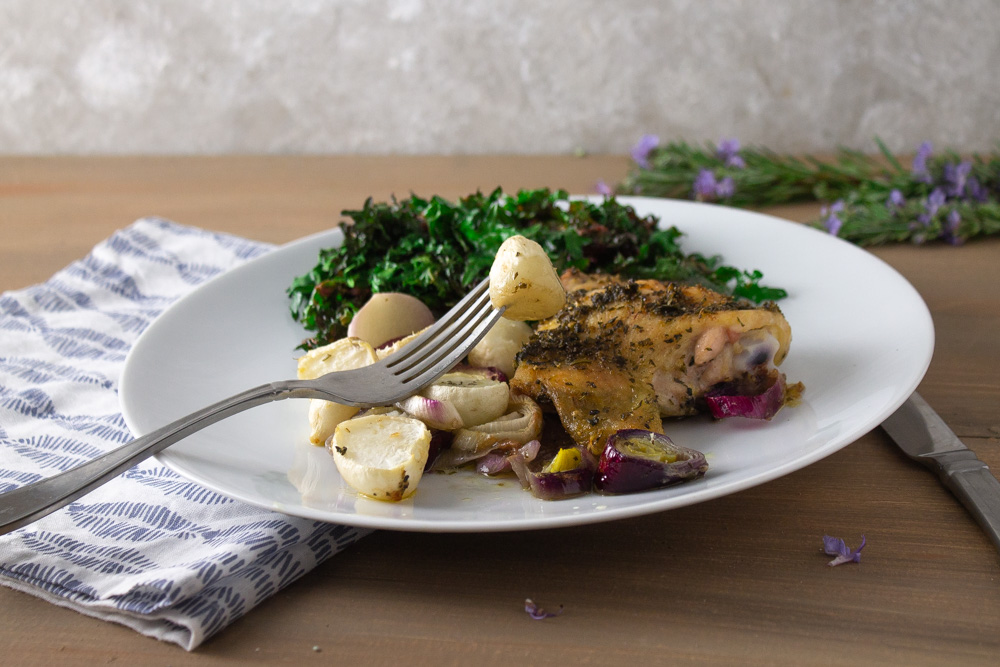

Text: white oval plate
xmin=119 ymin=197 xmax=934 ymax=532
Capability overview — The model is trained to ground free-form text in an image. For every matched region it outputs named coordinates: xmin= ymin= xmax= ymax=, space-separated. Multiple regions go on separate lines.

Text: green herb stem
xmin=618 ymin=138 xmax=1000 ymax=246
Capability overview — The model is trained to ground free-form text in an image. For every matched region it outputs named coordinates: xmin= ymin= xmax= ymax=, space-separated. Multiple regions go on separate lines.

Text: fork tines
xmin=384 ymin=278 xmax=502 ymax=387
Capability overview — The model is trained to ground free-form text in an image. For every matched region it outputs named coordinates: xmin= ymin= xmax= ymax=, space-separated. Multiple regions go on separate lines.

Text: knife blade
xmin=882 ymin=392 xmax=1000 ymax=553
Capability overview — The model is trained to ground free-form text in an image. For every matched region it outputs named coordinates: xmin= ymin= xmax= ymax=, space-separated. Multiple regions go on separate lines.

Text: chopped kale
xmin=287 ymin=188 xmax=786 ymax=349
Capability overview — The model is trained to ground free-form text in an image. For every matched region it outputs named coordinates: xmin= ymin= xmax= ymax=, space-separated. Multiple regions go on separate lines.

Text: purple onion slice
xmin=395 ymin=395 xmax=463 ymax=430
xmin=594 ymin=430 xmax=708 ymax=495
xmin=704 ymin=374 xmax=785 ymax=420
xmin=423 ymin=429 xmax=453 ymax=472
xmin=510 ymin=445 xmax=597 ymax=500
xmin=477 ymin=439 xmax=541 ymax=477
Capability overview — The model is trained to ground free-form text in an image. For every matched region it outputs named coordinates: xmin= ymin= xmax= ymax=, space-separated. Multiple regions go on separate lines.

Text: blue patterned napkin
xmin=0 ymin=219 xmax=370 ymax=650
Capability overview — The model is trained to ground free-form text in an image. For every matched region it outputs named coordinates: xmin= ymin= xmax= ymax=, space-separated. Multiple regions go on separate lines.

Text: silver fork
xmin=0 ymin=278 xmax=503 ymax=535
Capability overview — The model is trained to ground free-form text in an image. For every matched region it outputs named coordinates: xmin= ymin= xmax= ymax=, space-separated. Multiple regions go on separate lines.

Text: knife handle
xmin=929 ymin=450 xmax=1000 ymax=552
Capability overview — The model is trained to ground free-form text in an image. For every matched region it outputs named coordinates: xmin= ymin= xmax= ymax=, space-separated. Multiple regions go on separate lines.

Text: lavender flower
xmin=525 ymin=598 xmax=563 ymax=620
xmin=716 ymin=138 xmax=745 ymax=168
xmin=715 ymin=176 xmax=735 ymax=198
xmin=947 ymin=208 xmax=961 ymax=229
xmin=595 ymin=179 xmax=613 ymax=196
xmin=690 ymin=169 xmax=738 ymax=201
xmin=717 ymin=137 xmax=740 ymax=156
xmin=821 ymin=200 xmax=845 ymax=216
xmin=966 ymin=177 xmax=989 ymax=203
xmin=821 ymin=200 xmax=844 ymax=236
xmin=943 ymin=161 xmax=973 ymax=197
xmin=823 ymin=215 xmax=843 ymax=236
xmin=943 ymin=209 xmax=963 ymax=245
xmin=692 ymin=168 xmax=718 ymax=200
xmin=822 ymin=534 xmax=866 ymax=567
xmin=887 ymin=189 xmax=905 ymax=209
xmin=926 ymin=187 xmax=946 ymax=216
xmin=630 ymin=134 xmax=660 ymax=169
xmin=919 ymin=187 xmax=947 ymax=226
xmin=911 ymin=141 xmax=933 ymax=183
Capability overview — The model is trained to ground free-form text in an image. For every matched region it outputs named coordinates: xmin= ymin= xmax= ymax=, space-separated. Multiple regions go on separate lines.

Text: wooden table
xmin=1 ymin=156 xmax=998 ymax=665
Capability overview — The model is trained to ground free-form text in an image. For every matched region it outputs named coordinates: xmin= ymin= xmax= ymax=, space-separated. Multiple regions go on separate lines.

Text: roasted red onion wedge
xmin=705 ymin=374 xmax=785 ymax=420
xmin=395 ymin=395 xmax=464 ymax=430
xmin=447 ymin=392 xmax=542 ymax=458
xmin=594 ymin=430 xmax=708 ymax=494
xmin=424 ymin=429 xmax=454 ymax=472
xmin=477 ymin=439 xmax=540 ymax=476
xmin=510 ymin=445 xmax=597 ymax=500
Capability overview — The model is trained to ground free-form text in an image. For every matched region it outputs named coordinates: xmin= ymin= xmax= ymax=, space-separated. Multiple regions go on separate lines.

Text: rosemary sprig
xmin=614 ymin=137 xmax=1000 ymax=246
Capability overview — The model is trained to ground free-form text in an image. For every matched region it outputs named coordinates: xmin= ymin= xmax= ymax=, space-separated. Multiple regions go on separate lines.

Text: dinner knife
xmin=882 ymin=392 xmax=1000 ymax=553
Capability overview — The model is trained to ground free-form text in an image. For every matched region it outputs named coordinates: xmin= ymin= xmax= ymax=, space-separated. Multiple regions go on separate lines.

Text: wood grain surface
xmin=0 ymin=156 xmax=998 ymax=666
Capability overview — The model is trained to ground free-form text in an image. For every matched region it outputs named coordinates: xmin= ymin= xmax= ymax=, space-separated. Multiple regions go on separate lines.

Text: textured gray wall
xmin=2 ymin=0 xmax=998 ymax=155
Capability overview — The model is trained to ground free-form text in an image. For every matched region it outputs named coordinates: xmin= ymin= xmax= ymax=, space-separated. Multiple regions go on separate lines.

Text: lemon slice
xmin=297 ymin=337 xmax=378 ymax=445
xmin=330 ymin=413 xmax=431 ymax=501
xmin=421 ymin=372 xmax=509 ymax=428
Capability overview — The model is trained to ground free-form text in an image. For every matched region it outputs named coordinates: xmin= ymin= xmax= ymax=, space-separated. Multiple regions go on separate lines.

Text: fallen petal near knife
xmin=882 ymin=392 xmax=1000 ymax=554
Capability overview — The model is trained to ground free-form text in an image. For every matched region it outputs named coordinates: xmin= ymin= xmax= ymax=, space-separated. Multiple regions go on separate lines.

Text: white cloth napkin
xmin=0 ymin=218 xmax=370 ymax=650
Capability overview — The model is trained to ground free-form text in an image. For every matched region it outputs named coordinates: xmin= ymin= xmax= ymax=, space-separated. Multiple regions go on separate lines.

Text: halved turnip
xmin=297 ymin=337 xmax=378 ymax=445
xmin=348 ymin=292 xmax=435 ymax=348
xmin=489 ymin=235 xmax=565 ymax=321
xmin=330 ymin=413 xmax=431 ymax=501
xmin=467 ymin=317 xmax=533 ymax=378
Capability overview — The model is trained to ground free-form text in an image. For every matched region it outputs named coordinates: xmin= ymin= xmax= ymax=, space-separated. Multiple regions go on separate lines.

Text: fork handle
xmin=0 ymin=380 xmax=319 ymax=536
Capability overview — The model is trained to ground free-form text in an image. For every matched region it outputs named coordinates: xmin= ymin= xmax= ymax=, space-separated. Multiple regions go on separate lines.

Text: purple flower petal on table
xmin=823 ymin=534 xmax=866 ymax=567
xmin=525 ymin=598 xmax=564 ymax=620
xmin=630 ymin=134 xmax=659 ymax=168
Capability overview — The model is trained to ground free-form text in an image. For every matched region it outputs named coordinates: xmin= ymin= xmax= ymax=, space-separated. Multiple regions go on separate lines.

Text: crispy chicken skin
xmin=510 ymin=270 xmax=792 ymax=453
